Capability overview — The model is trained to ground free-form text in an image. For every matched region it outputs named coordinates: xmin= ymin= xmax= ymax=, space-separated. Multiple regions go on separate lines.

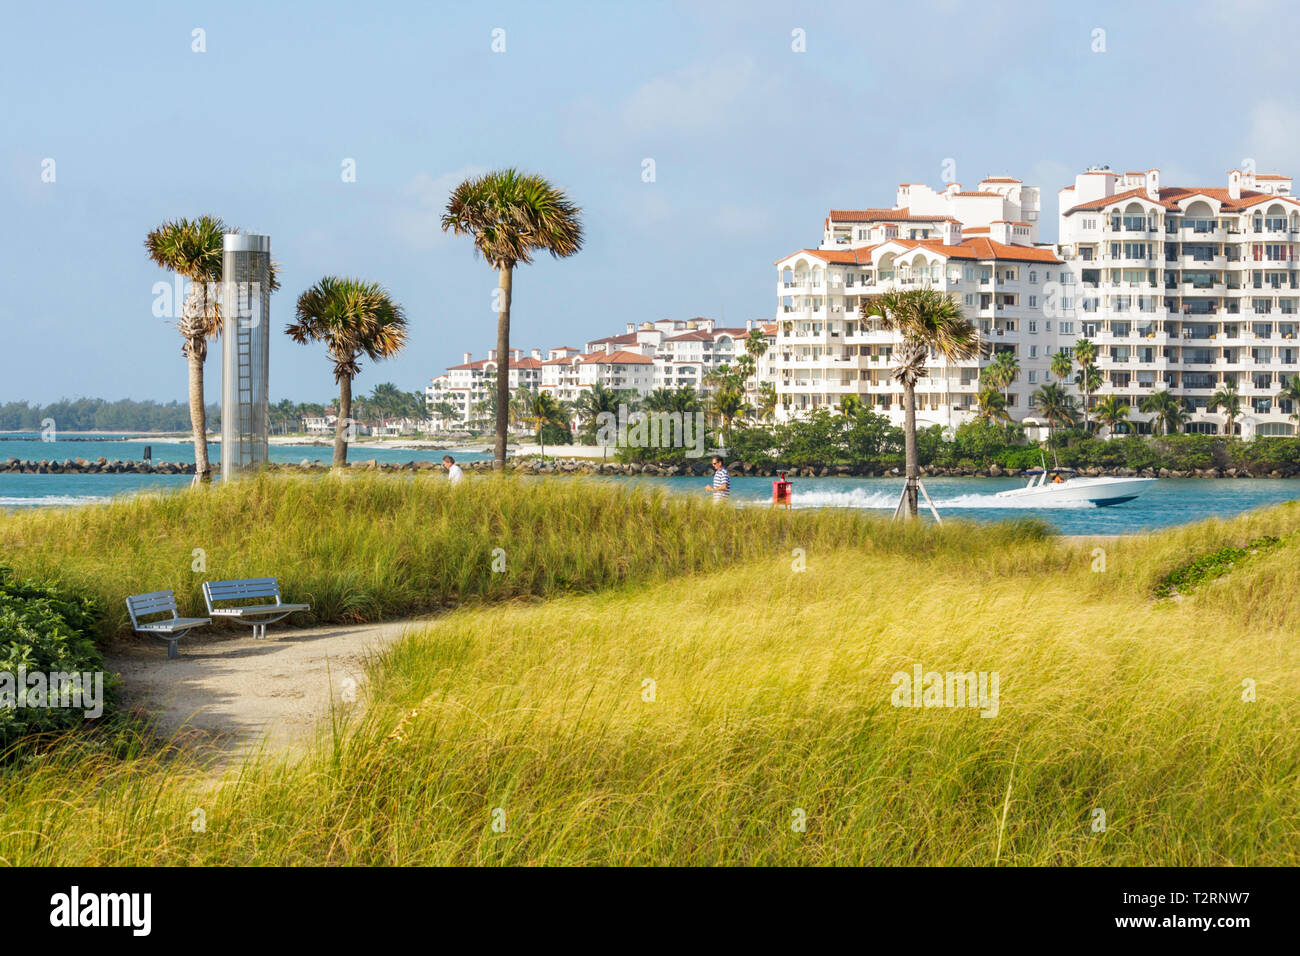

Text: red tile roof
xmin=827 ymin=207 xmax=956 ymax=223
xmin=980 ymin=177 xmax=1021 ymax=183
xmin=1065 ymin=184 xmax=1300 ymax=215
xmin=775 ymin=247 xmax=878 ymax=265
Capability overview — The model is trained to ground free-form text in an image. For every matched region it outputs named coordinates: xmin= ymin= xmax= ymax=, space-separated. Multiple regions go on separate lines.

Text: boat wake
xmin=0 ymin=495 xmax=110 ymax=508
xmin=790 ymin=488 xmax=1097 ymax=510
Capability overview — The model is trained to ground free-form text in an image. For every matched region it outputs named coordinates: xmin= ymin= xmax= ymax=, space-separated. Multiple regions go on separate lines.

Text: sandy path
xmin=104 ymin=619 xmax=432 ymax=760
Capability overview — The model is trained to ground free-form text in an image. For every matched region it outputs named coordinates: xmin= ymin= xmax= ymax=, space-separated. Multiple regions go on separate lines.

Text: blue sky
xmin=3 ymin=0 xmax=1297 ymax=404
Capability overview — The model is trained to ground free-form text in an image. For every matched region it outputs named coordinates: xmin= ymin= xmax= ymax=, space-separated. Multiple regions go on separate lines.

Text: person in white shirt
xmin=443 ymin=455 xmax=464 ymax=485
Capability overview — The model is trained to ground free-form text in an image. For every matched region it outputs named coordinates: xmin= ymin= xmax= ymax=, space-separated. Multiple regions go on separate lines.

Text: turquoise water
xmin=0 ymin=433 xmax=492 ymax=466
xmin=623 ymin=474 xmax=1300 ymax=535
xmin=3 ymin=459 xmax=1299 ymax=534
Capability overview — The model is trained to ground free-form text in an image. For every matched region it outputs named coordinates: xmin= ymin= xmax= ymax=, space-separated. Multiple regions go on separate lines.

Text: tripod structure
xmin=891 ymin=475 xmax=943 ymax=524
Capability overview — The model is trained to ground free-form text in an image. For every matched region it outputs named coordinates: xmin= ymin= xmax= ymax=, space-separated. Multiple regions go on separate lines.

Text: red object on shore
xmin=772 ymin=472 xmax=792 ymax=505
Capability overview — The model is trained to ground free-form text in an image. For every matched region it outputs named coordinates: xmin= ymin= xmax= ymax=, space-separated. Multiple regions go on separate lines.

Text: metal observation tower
xmin=219 ymin=233 xmax=271 ymax=481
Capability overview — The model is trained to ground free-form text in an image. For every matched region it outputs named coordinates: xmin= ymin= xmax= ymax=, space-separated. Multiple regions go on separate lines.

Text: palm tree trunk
xmin=187 ymin=345 xmax=211 ymax=485
xmin=334 ymin=374 xmax=352 ymax=469
xmin=903 ymin=380 xmax=919 ymax=519
xmin=494 ymin=266 xmax=513 ymax=471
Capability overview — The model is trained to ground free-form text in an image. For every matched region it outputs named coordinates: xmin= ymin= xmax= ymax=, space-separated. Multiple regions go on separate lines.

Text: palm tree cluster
xmin=144 ymin=169 xmax=584 ymax=477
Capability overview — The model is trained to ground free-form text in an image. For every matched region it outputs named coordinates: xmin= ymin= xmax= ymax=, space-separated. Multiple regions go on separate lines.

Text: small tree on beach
xmin=285 ymin=277 xmax=407 ymax=469
xmin=861 ymin=288 xmax=981 ymax=518
xmin=442 ymin=170 xmax=583 ymax=471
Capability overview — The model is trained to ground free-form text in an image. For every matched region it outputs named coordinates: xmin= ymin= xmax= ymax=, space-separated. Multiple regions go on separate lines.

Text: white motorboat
xmin=994 ymin=468 xmax=1155 ymax=507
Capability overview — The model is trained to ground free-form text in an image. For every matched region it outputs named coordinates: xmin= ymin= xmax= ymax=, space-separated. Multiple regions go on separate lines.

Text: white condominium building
xmin=426 ymin=348 xmax=543 ymax=428
xmin=540 ymin=348 xmax=655 ymax=403
xmin=1058 ymin=165 xmax=1300 ymax=437
xmin=774 ymin=175 xmax=1061 ymax=426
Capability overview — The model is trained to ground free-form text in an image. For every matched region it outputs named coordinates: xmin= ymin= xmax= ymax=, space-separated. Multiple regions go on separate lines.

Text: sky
xmin=4 ymin=0 xmax=1299 ymax=406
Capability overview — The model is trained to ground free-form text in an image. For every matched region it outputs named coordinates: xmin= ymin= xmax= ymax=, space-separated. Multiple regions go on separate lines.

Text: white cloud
xmin=393 ymin=165 xmax=490 ymax=248
xmin=621 ymin=57 xmax=759 ymax=135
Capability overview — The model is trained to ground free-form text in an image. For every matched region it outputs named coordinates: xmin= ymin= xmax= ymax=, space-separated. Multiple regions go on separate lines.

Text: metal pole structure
xmin=220 ymin=233 xmax=271 ymax=482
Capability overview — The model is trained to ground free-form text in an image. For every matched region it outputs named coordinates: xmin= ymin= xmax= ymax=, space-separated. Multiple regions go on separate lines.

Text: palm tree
xmin=1276 ymin=375 xmax=1300 ymax=425
xmin=975 ymin=385 xmax=1012 ymax=424
xmin=862 ymin=288 xmax=980 ymax=518
xmin=574 ymin=382 xmax=621 ymax=457
xmin=755 ymin=381 xmax=778 ymax=422
xmin=839 ymin=394 xmax=863 ymax=418
xmin=1050 ymin=348 xmax=1074 ymax=385
xmin=1073 ymin=338 xmax=1099 ymax=432
xmin=1094 ymin=395 xmax=1131 ymax=436
xmin=714 ymin=385 xmax=747 ymax=446
xmin=144 ymin=216 xmax=228 ymax=484
xmin=442 ymin=170 xmax=583 ymax=470
xmin=1209 ymin=381 xmax=1242 ymax=437
xmin=1031 ymin=382 xmax=1077 ymax=466
xmin=285 ymin=277 xmax=407 ymax=468
xmin=744 ymin=327 xmax=769 ymax=393
xmin=641 ymin=387 xmax=676 ymax=414
xmin=524 ymin=390 xmax=565 ymax=458
xmin=987 ymin=349 xmax=1020 ymax=402
xmin=1139 ymin=388 xmax=1188 ymax=436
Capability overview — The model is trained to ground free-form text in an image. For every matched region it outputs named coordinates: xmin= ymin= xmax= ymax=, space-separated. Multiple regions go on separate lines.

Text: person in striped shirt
xmin=705 ymin=455 xmax=730 ymax=503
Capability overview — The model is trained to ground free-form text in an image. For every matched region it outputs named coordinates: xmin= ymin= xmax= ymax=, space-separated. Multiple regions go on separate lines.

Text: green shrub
xmin=0 ymin=569 xmax=111 ymax=749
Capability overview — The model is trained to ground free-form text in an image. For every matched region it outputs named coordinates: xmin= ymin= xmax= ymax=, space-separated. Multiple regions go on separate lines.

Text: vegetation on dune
xmin=0 ymin=473 xmax=1048 ymax=643
xmin=0 ymin=525 xmax=1296 ymax=865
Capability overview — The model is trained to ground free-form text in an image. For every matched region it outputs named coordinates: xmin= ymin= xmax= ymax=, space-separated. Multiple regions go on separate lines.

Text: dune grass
xmin=0 ymin=482 xmax=1297 ymax=865
xmin=0 ymin=472 xmax=1053 ymax=641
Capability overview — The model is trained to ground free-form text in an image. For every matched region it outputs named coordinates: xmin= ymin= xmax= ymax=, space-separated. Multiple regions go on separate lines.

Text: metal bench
xmin=125 ymin=590 xmax=211 ymax=659
xmin=202 ymin=577 xmax=310 ymax=640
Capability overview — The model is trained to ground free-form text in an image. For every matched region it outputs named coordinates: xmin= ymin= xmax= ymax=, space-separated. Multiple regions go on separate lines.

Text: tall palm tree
xmin=285 ymin=277 xmax=407 ymax=468
xmin=1094 ymin=395 xmax=1131 ymax=436
xmin=744 ymin=327 xmax=769 ymax=393
xmin=1209 ymin=381 xmax=1242 ymax=437
xmin=1276 ymin=375 xmax=1300 ymax=425
xmin=1073 ymin=338 xmax=1099 ymax=432
xmin=862 ymin=288 xmax=980 ymax=518
xmin=442 ymin=170 xmax=583 ymax=470
xmin=144 ymin=216 xmax=230 ymax=484
xmin=1139 ymin=388 xmax=1188 ymax=436
xmin=755 ymin=381 xmax=778 ymax=422
xmin=1031 ymin=382 xmax=1077 ymax=466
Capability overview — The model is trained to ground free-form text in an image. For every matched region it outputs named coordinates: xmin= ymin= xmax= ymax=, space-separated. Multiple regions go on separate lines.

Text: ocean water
xmin=623 ymin=474 xmax=1300 ymax=535
xmin=2 ymin=434 xmax=1299 ymax=534
xmin=0 ymin=433 xmax=491 ymax=467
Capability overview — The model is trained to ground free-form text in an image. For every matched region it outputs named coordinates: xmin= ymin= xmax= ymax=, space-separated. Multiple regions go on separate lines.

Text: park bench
xmin=125 ymin=590 xmax=211 ymax=659
xmin=201 ymin=577 xmax=310 ymax=640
